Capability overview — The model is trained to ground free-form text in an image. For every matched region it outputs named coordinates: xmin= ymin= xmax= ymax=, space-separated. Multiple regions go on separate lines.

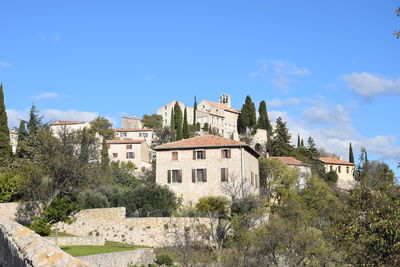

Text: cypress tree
xmin=182 ymin=108 xmax=189 ymax=139
xmin=101 ymin=138 xmax=109 ymax=170
xmin=238 ymin=95 xmax=257 ymax=134
xmin=193 ymin=96 xmax=197 ymax=126
xmin=174 ymin=102 xmax=183 ymax=141
xmin=0 ymin=83 xmax=12 ymax=159
xmin=301 ymin=139 xmax=304 ymax=147
xmin=270 ymin=117 xmax=293 ymax=156
xmin=257 ymin=101 xmax=268 ymax=130
xmin=27 ymin=104 xmax=42 ymax=135
xmin=18 ymin=120 xmax=28 ymax=141
xmin=349 ymin=142 xmax=354 ymax=163
xmin=170 ymin=108 xmax=176 ymax=142
xmin=297 ymin=134 xmax=301 ymax=148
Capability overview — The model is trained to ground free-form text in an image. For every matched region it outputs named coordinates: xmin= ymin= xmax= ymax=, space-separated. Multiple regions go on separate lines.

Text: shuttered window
xmin=192 ymin=168 xmax=207 ymax=182
xmin=168 ymin=169 xmax=182 ymax=183
xmin=221 ymin=149 xmax=231 ymax=159
xmin=193 ymin=150 xmax=206 ymax=160
xmin=172 ymin=151 xmax=178 ymax=160
xmin=221 ymin=168 xmax=228 ymax=182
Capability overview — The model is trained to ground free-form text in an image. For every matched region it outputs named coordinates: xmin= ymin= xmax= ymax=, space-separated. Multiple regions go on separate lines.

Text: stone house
xmin=114 ymin=128 xmax=154 ymax=146
xmin=121 ymin=116 xmax=143 ymax=129
xmin=270 ymin=157 xmax=311 ymax=189
xmin=49 ymin=120 xmax=91 ymax=138
xmin=319 ymin=157 xmax=355 ymax=190
xmin=153 ymin=135 xmax=260 ymax=204
xmin=106 ymin=139 xmax=151 ymax=172
xmin=9 ymin=130 xmax=18 ymax=154
xmin=157 ymin=101 xmax=194 ymax=126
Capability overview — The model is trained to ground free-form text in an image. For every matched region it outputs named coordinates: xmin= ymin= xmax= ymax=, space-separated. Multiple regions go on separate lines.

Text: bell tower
xmin=219 ymin=93 xmax=231 ymax=108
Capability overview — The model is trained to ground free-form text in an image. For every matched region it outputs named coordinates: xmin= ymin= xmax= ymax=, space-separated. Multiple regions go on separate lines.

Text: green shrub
xmin=155 ymin=254 xmax=174 ymax=266
xmin=30 ymin=217 xmax=51 ymax=236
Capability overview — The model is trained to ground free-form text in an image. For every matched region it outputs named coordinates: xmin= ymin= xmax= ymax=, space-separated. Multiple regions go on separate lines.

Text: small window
xmin=126 ymin=144 xmax=132 ymax=149
xmin=121 ymin=132 xmax=127 ymax=137
xmin=172 ymin=151 xmax=178 ymax=160
xmin=346 ymin=166 xmax=349 ymax=173
xmin=112 ymin=153 xmax=118 ymax=158
xmin=221 ymin=168 xmax=228 ymax=182
xmin=193 ymin=150 xmax=206 ymax=160
xmin=330 ymin=165 xmax=333 ymax=172
xmin=197 ymin=169 xmax=207 ymax=182
xmin=221 ymin=149 xmax=231 ymax=159
xmin=251 ymin=172 xmax=255 ymax=186
xmin=338 ymin=166 xmax=341 ymax=173
xmin=171 ymin=170 xmax=182 ymax=183
xmin=126 ymin=152 xmax=135 ymax=159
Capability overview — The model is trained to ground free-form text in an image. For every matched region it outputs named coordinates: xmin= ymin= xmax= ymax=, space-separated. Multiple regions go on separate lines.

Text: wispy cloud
xmin=343 ymin=72 xmax=400 ymax=98
xmin=6 ymin=109 xmax=27 ymax=129
xmin=145 ymin=74 xmax=156 ymax=81
xmin=32 ymin=92 xmax=62 ymax=100
xmin=249 ymin=59 xmax=310 ymax=89
xmin=37 ymin=33 xmax=62 ymax=42
xmin=0 ymin=62 xmax=10 ymax=68
xmin=268 ymin=97 xmax=301 ymax=107
xmin=43 ymin=109 xmax=98 ymax=122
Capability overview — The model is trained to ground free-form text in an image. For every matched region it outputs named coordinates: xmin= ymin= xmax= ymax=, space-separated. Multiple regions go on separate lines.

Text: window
xmin=126 ymin=152 xmax=135 ymax=159
xmin=121 ymin=132 xmax=127 ymax=137
xmin=172 ymin=151 xmax=178 ymax=160
xmin=255 ymin=174 xmax=259 ymax=188
xmin=346 ymin=166 xmax=349 ymax=174
xmin=338 ymin=166 xmax=341 ymax=173
xmin=168 ymin=169 xmax=182 ymax=183
xmin=251 ymin=172 xmax=255 ymax=186
xmin=112 ymin=153 xmax=118 ymax=158
xmin=193 ymin=150 xmax=206 ymax=160
xmin=330 ymin=165 xmax=333 ymax=172
xmin=192 ymin=168 xmax=207 ymax=182
xmin=126 ymin=144 xmax=132 ymax=149
xmin=221 ymin=149 xmax=231 ymax=159
xmin=221 ymin=168 xmax=228 ymax=182
xmin=139 ymin=133 xmax=148 ymax=138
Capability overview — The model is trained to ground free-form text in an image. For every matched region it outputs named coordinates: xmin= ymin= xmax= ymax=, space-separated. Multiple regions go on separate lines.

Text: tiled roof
xmin=114 ymin=128 xmax=153 ymax=132
xmin=319 ymin=157 xmax=354 ymax=166
xmin=270 ymin=157 xmax=310 ymax=166
xmin=154 ymin=135 xmax=246 ymax=150
xmin=51 ymin=121 xmax=87 ymax=126
xmin=122 ymin=116 xmax=142 ymax=120
xmin=106 ymin=139 xmax=145 ymax=144
xmin=203 ymin=100 xmax=240 ymax=114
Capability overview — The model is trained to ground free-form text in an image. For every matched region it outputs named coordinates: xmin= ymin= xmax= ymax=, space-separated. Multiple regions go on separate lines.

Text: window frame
xmin=171 ymin=151 xmax=179 ymax=161
xmin=221 ymin=168 xmax=228 ymax=182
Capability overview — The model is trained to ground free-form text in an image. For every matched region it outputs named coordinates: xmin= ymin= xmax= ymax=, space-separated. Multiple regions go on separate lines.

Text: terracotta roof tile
xmin=270 ymin=157 xmax=310 ymax=166
xmin=203 ymin=100 xmax=240 ymax=114
xmin=319 ymin=157 xmax=354 ymax=166
xmin=122 ymin=116 xmax=142 ymax=120
xmin=154 ymin=135 xmax=246 ymax=150
xmin=114 ymin=128 xmax=153 ymax=132
xmin=106 ymin=139 xmax=145 ymax=144
xmin=51 ymin=121 xmax=88 ymax=126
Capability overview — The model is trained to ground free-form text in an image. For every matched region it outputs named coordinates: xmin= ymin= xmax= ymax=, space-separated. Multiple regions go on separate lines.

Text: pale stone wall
xmin=44 ymin=236 xmax=105 ymax=246
xmin=50 ymin=122 xmax=91 ymax=138
xmin=55 ymin=207 xmax=211 ymax=247
xmin=0 ymin=216 xmax=92 ymax=267
xmin=157 ymin=101 xmax=194 ymax=126
xmin=10 ymin=131 xmax=18 ymax=154
xmin=156 ymin=147 xmax=260 ymax=204
xmin=108 ymin=141 xmax=150 ymax=170
xmin=115 ymin=129 xmax=154 ymax=146
xmin=121 ymin=117 xmax=142 ymax=129
xmin=78 ymin=248 xmax=155 ymax=267
xmin=324 ymin=164 xmax=355 ymax=190
xmin=0 ymin=202 xmax=42 ymax=224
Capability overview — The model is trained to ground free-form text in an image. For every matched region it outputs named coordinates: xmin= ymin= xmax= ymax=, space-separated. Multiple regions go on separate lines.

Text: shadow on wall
xmin=16 ymin=201 xmax=43 ymax=225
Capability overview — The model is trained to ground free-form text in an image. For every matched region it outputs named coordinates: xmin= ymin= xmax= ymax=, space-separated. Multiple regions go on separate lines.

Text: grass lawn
xmin=49 ymin=231 xmax=76 ymax=237
xmin=60 ymin=241 xmax=149 ymax=257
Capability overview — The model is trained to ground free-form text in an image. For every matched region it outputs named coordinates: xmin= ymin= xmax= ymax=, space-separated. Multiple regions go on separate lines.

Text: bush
xmin=30 ymin=217 xmax=51 ymax=236
xmin=155 ymin=254 xmax=174 ymax=266
xmin=78 ymin=189 xmax=109 ymax=209
xmin=324 ymin=171 xmax=339 ymax=184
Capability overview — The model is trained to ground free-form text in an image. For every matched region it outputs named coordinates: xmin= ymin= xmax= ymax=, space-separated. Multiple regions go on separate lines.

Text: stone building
xmin=114 ymin=128 xmax=154 ymax=146
xmin=319 ymin=157 xmax=355 ymax=190
xmin=121 ymin=116 xmax=143 ymax=129
xmin=270 ymin=156 xmax=311 ymax=189
xmin=106 ymin=139 xmax=151 ymax=172
xmin=153 ymin=135 xmax=260 ymax=204
xmin=49 ymin=120 xmax=91 ymax=138
xmin=9 ymin=130 xmax=18 ymax=154
xmin=157 ymin=101 xmax=194 ymax=126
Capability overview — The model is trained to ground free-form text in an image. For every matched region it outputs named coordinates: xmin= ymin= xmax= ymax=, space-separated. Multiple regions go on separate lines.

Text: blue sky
xmin=1 ymin=0 xmax=399 ymax=175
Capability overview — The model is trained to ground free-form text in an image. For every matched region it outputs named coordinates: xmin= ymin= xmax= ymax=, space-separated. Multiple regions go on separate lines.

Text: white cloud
xmin=342 ymin=72 xmax=400 ymax=98
xmin=145 ymin=74 xmax=156 ymax=81
xmin=0 ymin=62 xmax=10 ymax=68
xmin=249 ymin=59 xmax=310 ymax=89
xmin=43 ymin=109 xmax=98 ymax=122
xmin=37 ymin=33 xmax=62 ymax=42
xmin=303 ymin=104 xmax=349 ymax=124
xmin=32 ymin=92 xmax=61 ymax=99
xmin=268 ymin=97 xmax=301 ymax=107
xmin=6 ymin=109 xmax=27 ymax=129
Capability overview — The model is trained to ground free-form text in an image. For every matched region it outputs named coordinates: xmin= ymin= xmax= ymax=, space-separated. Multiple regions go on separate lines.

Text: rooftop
xmin=51 ymin=120 xmax=88 ymax=126
xmin=203 ymin=100 xmax=240 ymax=114
xmin=106 ymin=139 xmax=146 ymax=144
xmin=114 ymin=128 xmax=153 ymax=132
xmin=270 ymin=157 xmax=311 ymax=166
xmin=154 ymin=135 xmax=245 ymax=150
xmin=319 ymin=157 xmax=355 ymax=166
xmin=122 ymin=116 xmax=142 ymax=120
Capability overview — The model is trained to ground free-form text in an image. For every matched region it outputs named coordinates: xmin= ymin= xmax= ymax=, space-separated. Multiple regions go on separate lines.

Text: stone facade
xmin=55 ymin=207 xmax=211 ymax=247
xmin=44 ymin=236 xmax=105 ymax=246
xmin=0 ymin=216 xmax=92 ymax=267
xmin=10 ymin=130 xmax=18 ymax=154
xmin=50 ymin=121 xmax=91 ymax=138
xmin=154 ymin=135 xmax=260 ymax=204
xmin=157 ymin=101 xmax=195 ymax=126
xmin=78 ymin=248 xmax=155 ymax=267
xmin=114 ymin=128 xmax=154 ymax=146
xmin=319 ymin=157 xmax=356 ymax=190
xmin=121 ymin=116 xmax=143 ymax=129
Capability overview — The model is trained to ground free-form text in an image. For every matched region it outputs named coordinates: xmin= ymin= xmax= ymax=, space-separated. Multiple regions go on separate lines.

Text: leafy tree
xmin=142 ymin=114 xmax=163 ymax=129
xmin=18 ymin=120 xmax=28 ymax=141
xmin=0 ymin=83 xmax=12 ymax=160
xmin=195 ymin=122 xmax=201 ymax=131
xmin=0 ymin=172 xmax=22 ymax=202
xmin=27 ymin=104 xmax=43 ymax=135
xmin=324 ymin=170 xmax=338 ymax=184
xmin=182 ymin=108 xmax=189 ymax=139
xmin=237 ymin=95 xmax=257 ymax=134
xmin=270 ymin=117 xmax=293 ymax=156
xmin=155 ymin=126 xmax=171 ymax=144
xmin=90 ymin=116 xmax=115 ymax=140
xmin=193 ymin=96 xmax=197 ymax=126
xmin=202 ymin=122 xmax=209 ymax=132
xmin=364 ymin=160 xmax=395 ymax=190
xmin=101 ymin=138 xmax=109 ymax=170
xmin=196 ymin=196 xmax=230 ymax=219
xmin=349 ymin=142 xmax=354 ymax=163
xmin=355 ymin=147 xmax=369 ymax=183
xmin=170 ymin=108 xmax=176 ymax=142
xmin=173 ymin=102 xmax=183 ymax=141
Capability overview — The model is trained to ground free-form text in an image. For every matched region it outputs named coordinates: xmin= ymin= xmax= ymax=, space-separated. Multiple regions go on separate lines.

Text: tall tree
xmin=301 ymin=139 xmax=304 ymax=147
xmin=297 ymin=134 xmax=301 ymax=148
xmin=355 ymin=147 xmax=369 ymax=184
xmin=170 ymin=108 xmax=176 ymax=142
xmin=182 ymin=108 xmax=189 ymax=139
xmin=349 ymin=142 xmax=354 ymax=163
xmin=173 ymin=102 xmax=183 ymax=141
xmin=0 ymin=83 xmax=12 ymax=161
xmin=141 ymin=114 xmax=163 ymax=129
xmin=18 ymin=120 xmax=28 ymax=141
xmin=90 ymin=116 xmax=115 ymax=140
xmin=307 ymin=136 xmax=319 ymax=160
xmin=193 ymin=96 xmax=197 ymax=126
xmin=27 ymin=104 xmax=43 ymax=135
xmin=270 ymin=117 xmax=293 ymax=156
xmin=257 ymin=100 xmax=273 ymax=136
xmin=238 ymin=95 xmax=257 ymax=134
xmin=101 ymin=138 xmax=109 ymax=170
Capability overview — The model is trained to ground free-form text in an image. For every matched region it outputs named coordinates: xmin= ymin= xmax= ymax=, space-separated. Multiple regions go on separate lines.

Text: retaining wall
xmin=78 ymin=248 xmax=155 ymax=267
xmin=44 ymin=236 xmax=105 ymax=246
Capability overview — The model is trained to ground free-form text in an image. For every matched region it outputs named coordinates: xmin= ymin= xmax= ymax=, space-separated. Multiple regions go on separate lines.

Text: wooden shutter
xmin=225 ymin=168 xmax=228 ymax=181
xmin=193 ymin=150 xmax=196 ymax=160
xmin=203 ymin=150 xmax=206 ymax=159
xmin=178 ymin=169 xmax=182 ymax=183
xmin=203 ymin=169 xmax=207 ymax=182
xmin=192 ymin=169 xmax=196 ymax=183
xmin=221 ymin=168 xmax=224 ymax=181
xmin=167 ymin=170 xmax=171 ymax=183
xmin=228 ymin=149 xmax=231 ymax=158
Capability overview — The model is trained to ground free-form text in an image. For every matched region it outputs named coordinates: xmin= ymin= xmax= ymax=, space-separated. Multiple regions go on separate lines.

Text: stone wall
xmin=0 ymin=202 xmax=42 ymax=225
xmin=56 ymin=207 xmax=211 ymax=247
xmin=0 ymin=216 xmax=92 ymax=267
xmin=78 ymin=248 xmax=155 ymax=267
xmin=44 ymin=236 xmax=105 ymax=246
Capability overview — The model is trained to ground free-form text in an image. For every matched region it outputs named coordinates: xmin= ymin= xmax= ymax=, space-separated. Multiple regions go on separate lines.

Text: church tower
xmin=219 ymin=93 xmax=231 ymax=108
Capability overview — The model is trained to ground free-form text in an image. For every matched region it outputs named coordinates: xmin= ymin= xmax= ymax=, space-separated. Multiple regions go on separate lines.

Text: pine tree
xmin=270 ymin=117 xmax=293 ymax=156
xmin=174 ymin=102 xmax=183 ymax=141
xmin=0 ymin=83 xmax=12 ymax=160
xmin=349 ymin=142 xmax=354 ymax=163
xmin=307 ymin=136 xmax=319 ymax=160
xmin=182 ymin=108 xmax=189 ymax=139
xmin=297 ymin=134 xmax=301 ymax=148
xmin=101 ymin=138 xmax=109 ymax=170
xmin=170 ymin=108 xmax=176 ymax=142
xmin=193 ymin=96 xmax=197 ymax=126
xmin=27 ymin=104 xmax=42 ymax=135
xmin=18 ymin=120 xmax=28 ymax=141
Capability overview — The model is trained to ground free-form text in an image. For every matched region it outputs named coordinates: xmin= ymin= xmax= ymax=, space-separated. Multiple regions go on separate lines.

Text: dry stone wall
xmin=0 ymin=216 xmax=92 ymax=267
xmin=0 ymin=202 xmax=42 ymax=225
xmin=43 ymin=236 xmax=105 ymax=246
xmin=78 ymin=248 xmax=155 ymax=267
xmin=56 ymin=207 xmax=211 ymax=247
